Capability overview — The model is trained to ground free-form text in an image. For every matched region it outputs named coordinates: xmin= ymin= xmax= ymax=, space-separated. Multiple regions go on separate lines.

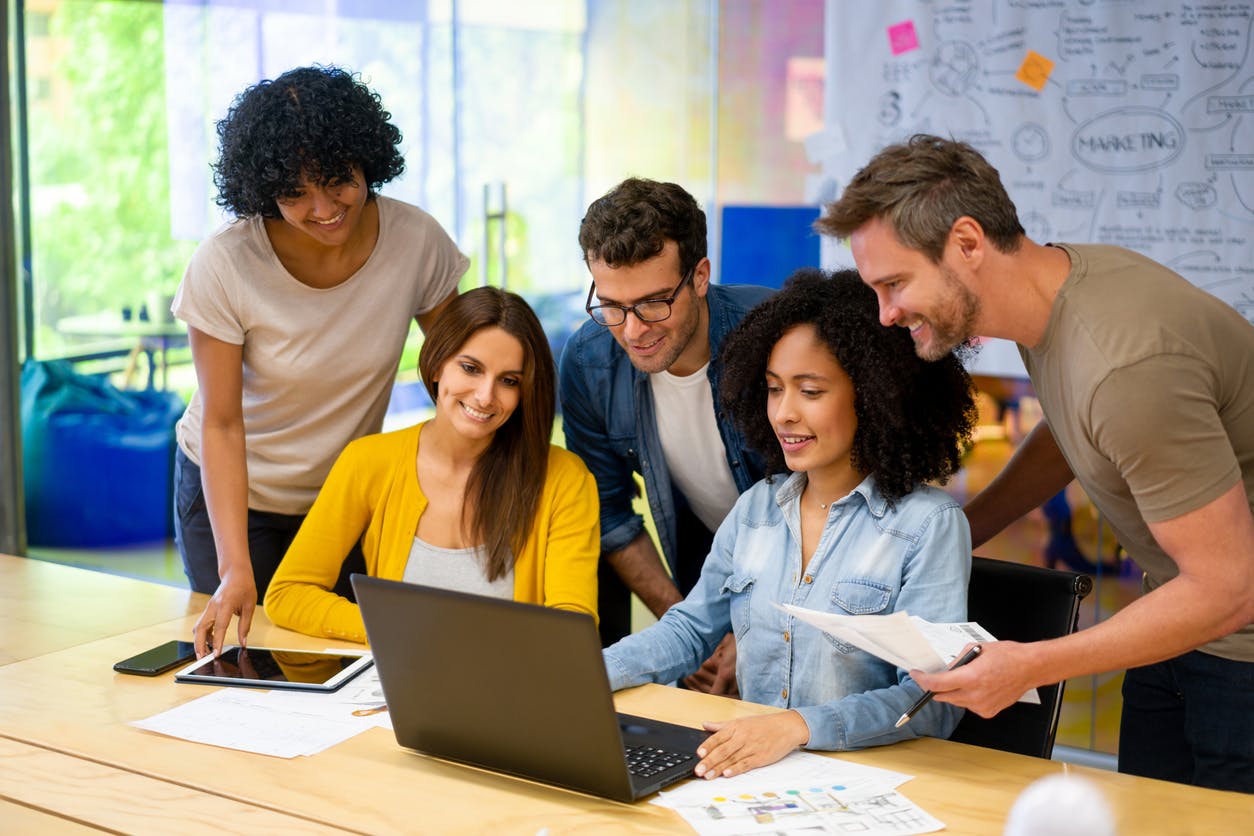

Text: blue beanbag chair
xmin=21 ymin=360 xmax=185 ymax=546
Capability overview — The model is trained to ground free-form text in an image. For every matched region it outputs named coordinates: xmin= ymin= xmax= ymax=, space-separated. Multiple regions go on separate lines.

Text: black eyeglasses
xmin=585 ymin=267 xmax=695 ymax=327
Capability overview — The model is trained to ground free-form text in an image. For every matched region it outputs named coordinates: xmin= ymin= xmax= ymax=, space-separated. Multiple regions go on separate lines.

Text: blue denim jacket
xmin=603 ymin=472 xmax=971 ymax=751
xmin=557 ymin=283 xmax=775 ymax=577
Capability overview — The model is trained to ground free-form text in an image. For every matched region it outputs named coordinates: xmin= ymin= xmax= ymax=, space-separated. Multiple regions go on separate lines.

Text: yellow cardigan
xmin=264 ymin=422 xmax=599 ymax=643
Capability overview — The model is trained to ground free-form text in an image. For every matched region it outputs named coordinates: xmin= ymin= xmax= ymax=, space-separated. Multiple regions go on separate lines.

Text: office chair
xmin=947 ymin=555 xmax=1093 ymax=759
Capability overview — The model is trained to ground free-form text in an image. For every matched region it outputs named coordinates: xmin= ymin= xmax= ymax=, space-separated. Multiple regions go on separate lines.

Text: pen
xmin=895 ymin=643 xmax=982 ymax=728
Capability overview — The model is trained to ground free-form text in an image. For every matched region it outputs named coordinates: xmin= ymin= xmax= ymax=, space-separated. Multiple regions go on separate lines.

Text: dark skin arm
xmin=963 ymin=421 xmax=1075 ymax=548
xmin=189 ymin=327 xmax=252 ymax=658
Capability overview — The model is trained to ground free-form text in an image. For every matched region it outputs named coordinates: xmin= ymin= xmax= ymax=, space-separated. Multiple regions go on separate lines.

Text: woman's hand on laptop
xmin=694 ymin=711 xmax=810 ymax=779
xmin=193 ymin=568 xmax=256 ymax=658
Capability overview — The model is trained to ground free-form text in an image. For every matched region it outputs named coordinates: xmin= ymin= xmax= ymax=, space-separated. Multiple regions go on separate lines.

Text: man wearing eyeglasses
xmin=558 ymin=178 xmax=775 ymax=695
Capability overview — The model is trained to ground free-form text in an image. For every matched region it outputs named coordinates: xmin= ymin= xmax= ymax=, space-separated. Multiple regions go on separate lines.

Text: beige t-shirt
xmin=174 ymin=196 xmax=468 ymax=514
xmin=1021 ymin=243 xmax=1254 ymax=661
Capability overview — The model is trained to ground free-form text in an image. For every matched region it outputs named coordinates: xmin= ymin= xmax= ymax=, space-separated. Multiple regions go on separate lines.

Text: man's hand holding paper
xmin=911 ymin=639 xmax=1043 ymax=718
xmin=779 ymin=603 xmax=1039 ymax=705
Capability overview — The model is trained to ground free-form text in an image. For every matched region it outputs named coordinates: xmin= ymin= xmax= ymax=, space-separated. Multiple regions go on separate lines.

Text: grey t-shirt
xmin=174 ymin=196 xmax=467 ymax=514
xmin=1021 ymin=243 xmax=1254 ymax=661
xmin=402 ymin=537 xmax=514 ymax=600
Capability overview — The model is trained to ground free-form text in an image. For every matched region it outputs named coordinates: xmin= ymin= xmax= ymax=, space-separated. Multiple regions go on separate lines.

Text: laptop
xmin=352 ymin=574 xmax=711 ymax=803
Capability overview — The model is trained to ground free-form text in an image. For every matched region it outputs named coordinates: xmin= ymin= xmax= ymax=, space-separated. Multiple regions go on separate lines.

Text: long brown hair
xmin=418 ymin=287 xmax=556 ymax=580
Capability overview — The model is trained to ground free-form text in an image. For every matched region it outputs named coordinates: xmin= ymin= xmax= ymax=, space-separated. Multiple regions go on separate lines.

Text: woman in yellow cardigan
xmin=264 ymin=287 xmax=599 ymax=643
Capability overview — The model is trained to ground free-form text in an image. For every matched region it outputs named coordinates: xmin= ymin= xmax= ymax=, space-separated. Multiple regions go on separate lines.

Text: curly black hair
xmin=718 ymin=268 xmax=977 ymax=503
xmin=212 ymin=65 xmax=405 ymax=219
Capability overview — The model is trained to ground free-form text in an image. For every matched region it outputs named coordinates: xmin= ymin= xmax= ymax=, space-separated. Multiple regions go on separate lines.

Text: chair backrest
xmin=947 ymin=556 xmax=1093 ymax=759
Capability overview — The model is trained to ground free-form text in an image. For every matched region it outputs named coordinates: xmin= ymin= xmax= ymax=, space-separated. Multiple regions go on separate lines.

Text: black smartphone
xmin=113 ymin=640 xmax=198 ymax=676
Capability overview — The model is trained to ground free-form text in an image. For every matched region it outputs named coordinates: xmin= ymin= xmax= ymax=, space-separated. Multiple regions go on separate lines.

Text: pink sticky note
xmin=888 ymin=21 xmax=919 ymax=56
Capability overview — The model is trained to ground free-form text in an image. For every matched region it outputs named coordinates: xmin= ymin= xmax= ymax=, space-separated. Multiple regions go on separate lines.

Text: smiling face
xmin=587 ymin=241 xmax=710 ymax=376
xmin=431 ymin=326 xmax=525 ymax=444
xmin=850 ymin=216 xmax=980 ymax=361
xmin=766 ymin=324 xmax=859 ymax=486
xmin=274 ymin=166 xmax=370 ymax=247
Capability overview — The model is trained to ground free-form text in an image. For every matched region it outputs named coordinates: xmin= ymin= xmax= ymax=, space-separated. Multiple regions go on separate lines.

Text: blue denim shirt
xmin=557 ymin=283 xmax=775 ymax=577
xmin=603 ymin=472 xmax=971 ymax=751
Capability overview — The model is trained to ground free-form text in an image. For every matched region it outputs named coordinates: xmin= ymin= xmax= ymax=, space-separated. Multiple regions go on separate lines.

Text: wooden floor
xmin=26 ymin=394 xmax=1136 ymax=756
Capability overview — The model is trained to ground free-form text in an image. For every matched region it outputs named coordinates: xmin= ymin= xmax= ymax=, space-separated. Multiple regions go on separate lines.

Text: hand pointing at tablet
xmin=193 ymin=568 xmax=255 ymax=658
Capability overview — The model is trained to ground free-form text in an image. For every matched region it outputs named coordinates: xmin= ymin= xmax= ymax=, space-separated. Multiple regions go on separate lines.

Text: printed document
xmin=780 ymin=605 xmax=1039 ymax=704
xmin=652 ymin=750 xmax=943 ymax=835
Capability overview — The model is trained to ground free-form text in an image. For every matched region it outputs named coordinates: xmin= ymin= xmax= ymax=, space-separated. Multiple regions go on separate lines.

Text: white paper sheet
xmin=780 ymin=605 xmax=1040 ymax=704
xmin=130 ymin=687 xmax=385 ymax=758
xmin=653 ymin=750 xmax=942 ymax=835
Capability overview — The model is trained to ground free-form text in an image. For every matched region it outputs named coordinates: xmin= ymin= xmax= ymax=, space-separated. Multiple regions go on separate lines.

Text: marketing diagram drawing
xmin=818 ymin=0 xmax=1254 ymax=373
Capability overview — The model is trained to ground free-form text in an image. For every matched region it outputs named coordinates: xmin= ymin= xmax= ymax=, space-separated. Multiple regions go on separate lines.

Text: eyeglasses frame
xmin=584 ymin=265 xmax=696 ymax=327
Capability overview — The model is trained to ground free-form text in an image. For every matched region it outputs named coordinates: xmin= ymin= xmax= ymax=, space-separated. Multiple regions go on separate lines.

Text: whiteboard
xmin=818 ymin=0 xmax=1254 ymax=377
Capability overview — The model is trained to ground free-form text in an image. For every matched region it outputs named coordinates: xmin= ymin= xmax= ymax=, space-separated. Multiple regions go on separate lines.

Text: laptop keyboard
xmin=624 ymin=744 xmax=696 ymax=778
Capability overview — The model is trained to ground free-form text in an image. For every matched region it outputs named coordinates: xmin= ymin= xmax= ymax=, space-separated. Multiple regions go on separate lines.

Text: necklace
xmin=806 ymin=483 xmax=841 ymax=511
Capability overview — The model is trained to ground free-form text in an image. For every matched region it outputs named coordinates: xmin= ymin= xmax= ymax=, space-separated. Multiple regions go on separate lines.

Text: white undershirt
xmin=649 ymin=362 xmax=741 ymax=532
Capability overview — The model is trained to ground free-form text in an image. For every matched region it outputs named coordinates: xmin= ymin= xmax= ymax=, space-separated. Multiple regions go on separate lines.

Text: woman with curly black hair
xmin=172 ymin=66 xmax=467 ymax=657
xmin=603 ymin=267 xmax=977 ymax=778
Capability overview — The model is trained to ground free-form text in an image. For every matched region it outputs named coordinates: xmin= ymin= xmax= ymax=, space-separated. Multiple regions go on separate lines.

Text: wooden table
xmin=1 ymin=559 xmax=1250 ymax=833
xmin=0 ymin=554 xmax=198 ymax=665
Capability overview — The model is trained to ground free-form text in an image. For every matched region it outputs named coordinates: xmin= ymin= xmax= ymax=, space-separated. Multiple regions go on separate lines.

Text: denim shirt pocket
xmin=822 ymin=579 xmax=892 ymax=653
xmin=721 ymin=574 xmax=755 ymax=637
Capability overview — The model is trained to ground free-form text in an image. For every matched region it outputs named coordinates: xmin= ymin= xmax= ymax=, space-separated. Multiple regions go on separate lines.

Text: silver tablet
xmin=174 ymin=646 xmax=372 ymax=692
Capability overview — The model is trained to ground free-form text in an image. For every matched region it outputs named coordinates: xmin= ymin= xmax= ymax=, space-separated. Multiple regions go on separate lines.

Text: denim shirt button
xmin=781 ymin=688 xmax=788 ymax=700
xmin=803 ymin=574 xmax=813 ymax=584
xmin=783 ymin=631 xmax=790 ymax=642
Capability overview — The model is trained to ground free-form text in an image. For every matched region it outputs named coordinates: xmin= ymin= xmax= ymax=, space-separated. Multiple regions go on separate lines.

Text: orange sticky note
xmin=1016 ymin=50 xmax=1054 ymax=91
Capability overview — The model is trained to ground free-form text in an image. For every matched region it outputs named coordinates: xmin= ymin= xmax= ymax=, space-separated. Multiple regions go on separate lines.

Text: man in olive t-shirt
xmin=821 ymin=134 xmax=1254 ymax=793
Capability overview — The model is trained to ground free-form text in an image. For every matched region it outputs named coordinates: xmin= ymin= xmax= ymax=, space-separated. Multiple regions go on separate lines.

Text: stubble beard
xmin=625 ymin=300 xmax=702 ymax=375
xmin=917 ymin=265 xmax=981 ymax=361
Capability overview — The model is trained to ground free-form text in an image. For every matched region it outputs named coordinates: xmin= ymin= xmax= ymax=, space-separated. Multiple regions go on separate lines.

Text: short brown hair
xmin=818 ymin=134 xmax=1024 ymax=261
xmin=578 ymin=177 xmax=707 ymax=277
xmin=418 ymin=287 xmax=556 ymax=581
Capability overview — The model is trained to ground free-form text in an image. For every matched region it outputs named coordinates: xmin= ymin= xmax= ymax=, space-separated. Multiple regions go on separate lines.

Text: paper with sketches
xmin=780 ymin=605 xmax=1039 ymax=704
xmin=653 ymin=750 xmax=941 ymax=835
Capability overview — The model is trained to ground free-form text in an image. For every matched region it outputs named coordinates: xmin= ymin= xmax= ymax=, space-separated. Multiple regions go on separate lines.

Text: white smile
xmin=460 ymin=402 xmax=494 ymax=421
xmin=311 ymin=211 xmax=346 ymax=226
xmin=779 ymin=434 xmax=814 ymax=444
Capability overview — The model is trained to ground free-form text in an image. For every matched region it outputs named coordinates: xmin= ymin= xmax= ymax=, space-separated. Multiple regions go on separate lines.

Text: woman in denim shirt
xmin=603 ymin=268 xmax=977 ymax=778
